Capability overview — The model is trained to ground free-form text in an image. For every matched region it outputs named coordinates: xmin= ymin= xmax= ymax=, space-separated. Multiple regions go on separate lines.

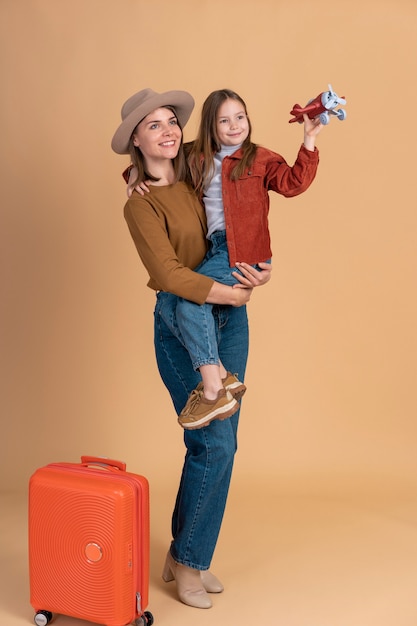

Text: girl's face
xmin=216 ymin=98 xmax=249 ymax=147
xmin=132 ymin=107 xmax=182 ymax=165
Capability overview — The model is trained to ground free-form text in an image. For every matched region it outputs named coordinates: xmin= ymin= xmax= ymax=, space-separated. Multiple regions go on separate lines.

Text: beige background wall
xmin=1 ymin=0 xmax=416 ymax=496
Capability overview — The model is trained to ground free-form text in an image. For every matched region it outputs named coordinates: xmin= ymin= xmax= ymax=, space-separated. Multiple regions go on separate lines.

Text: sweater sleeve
xmin=265 ymin=144 xmax=319 ymax=197
xmin=124 ymin=190 xmax=214 ymax=305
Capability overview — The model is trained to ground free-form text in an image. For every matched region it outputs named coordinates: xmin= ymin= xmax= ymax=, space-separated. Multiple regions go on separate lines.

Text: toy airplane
xmin=289 ymin=84 xmax=347 ymax=125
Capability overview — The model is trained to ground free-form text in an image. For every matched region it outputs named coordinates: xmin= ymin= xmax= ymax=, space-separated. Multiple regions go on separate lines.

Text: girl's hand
xmin=232 ymin=261 xmax=272 ymax=288
xmin=126 ymin=165 xmax=151 ymax=198
xmin=128 ymin=180 xmax=151 ymax=198
xmin=303 ymin=114 xmax=323 ymax=151
xmin=303 ymin=113 xmax=323 ymax=136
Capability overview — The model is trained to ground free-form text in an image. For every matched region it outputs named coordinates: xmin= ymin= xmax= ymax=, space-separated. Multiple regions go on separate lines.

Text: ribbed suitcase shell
xmin=29 ymin=457 xmax=150 ymax=626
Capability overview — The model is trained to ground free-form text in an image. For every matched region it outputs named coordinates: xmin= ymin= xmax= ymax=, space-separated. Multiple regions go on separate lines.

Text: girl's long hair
xmin=127 ymin=107 xmax=188 ymax=192
xmin=187 ymin=89 xmax=257 ymax=196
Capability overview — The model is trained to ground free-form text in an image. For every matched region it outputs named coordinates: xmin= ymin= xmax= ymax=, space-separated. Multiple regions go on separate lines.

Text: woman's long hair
xmin=187 ymin=89 xmax=257 ymax=196
xmin=127 ymin=106 xmax=188 ymax=192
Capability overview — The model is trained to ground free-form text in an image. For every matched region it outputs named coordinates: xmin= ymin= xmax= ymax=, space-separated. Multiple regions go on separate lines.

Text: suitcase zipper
xmin=136 ymin=592 xmax=142 ymax=614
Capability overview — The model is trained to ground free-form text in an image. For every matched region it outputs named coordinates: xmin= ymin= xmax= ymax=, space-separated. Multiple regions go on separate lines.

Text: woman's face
xmin=216 ymin=98 xmax=249 ymax=147
xmin=132 ymin=107 xmax=182 ymax=165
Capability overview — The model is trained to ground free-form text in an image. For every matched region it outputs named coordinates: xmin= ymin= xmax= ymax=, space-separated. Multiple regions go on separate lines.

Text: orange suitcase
xmin=29 ymin=456 xmax=153 ymax=626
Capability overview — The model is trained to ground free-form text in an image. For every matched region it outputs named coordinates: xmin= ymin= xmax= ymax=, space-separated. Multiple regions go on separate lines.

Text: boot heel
xmin=161 ymin=550 xmax=212 ymax=608
xmin=162 ymin=553 xmax=175 ymax=582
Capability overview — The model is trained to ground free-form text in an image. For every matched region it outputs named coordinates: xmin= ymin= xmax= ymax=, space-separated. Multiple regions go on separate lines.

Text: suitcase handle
xmin=80 ymin=456 xmax=126 ymax=472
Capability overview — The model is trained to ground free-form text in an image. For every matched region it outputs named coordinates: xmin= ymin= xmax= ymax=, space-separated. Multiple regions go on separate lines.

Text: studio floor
xmin=2 ymin=484 xmax=417 ymax=626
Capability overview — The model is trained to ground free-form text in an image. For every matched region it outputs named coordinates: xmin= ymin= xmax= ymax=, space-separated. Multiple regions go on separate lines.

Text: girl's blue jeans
xmin=154 ymin=292 xmax=249 ymax=569
xmin=159 ymin=229 xmax=268 ymax=371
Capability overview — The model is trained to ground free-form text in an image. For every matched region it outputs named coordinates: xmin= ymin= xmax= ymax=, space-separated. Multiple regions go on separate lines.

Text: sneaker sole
xmin=225 ymin=382 xmax=246 ymax=401
xmin=180 ymin=398 xmax=240 ymax=430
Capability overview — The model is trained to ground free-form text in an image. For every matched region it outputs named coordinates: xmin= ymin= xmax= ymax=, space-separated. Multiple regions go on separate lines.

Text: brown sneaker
xmin=178 ymin=388 xmax=239 ymax=430
xmin=222 ymin=372 xmax=246 ymax=401
xmin=194 ymin=372 xmax=246 ymax=400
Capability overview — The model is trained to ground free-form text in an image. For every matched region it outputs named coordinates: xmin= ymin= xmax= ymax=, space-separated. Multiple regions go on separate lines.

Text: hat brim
xmin=111 ymin=90 xmax=195 ymax=155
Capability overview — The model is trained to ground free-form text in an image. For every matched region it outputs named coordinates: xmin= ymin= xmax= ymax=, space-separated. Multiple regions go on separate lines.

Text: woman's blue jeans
xmin=160 ymin=230 xmax=267 ymax=370
xmin=154 ymin=292 xmax=249 ymax=570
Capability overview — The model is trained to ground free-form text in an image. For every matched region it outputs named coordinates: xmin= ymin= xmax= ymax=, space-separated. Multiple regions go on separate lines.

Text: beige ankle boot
xmin=162 ymin=551 xmax=212 ymax=609
xmin=163 ymin=557 xmax=224 ymax=593
xmin=201 ymin=570 xmax=224 ymax=593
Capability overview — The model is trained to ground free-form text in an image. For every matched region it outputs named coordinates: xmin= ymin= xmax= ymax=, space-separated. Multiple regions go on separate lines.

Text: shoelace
xmin=181 ymin=389 xmax=204 ymax=416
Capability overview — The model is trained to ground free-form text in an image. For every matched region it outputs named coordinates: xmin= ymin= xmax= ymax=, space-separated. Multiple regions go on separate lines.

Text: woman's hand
xmin=232 ymin=261 xmax=272 ymax=289
xmin=231 ymin=286 xmax=253 ymax=307
xmin=205 ymin=281 xmax=253 ymax=306
xmin=205 ymin=260 xmax=271 ymax=306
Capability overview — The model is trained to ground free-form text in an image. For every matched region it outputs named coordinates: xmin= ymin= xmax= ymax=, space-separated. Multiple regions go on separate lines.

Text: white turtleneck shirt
xmin=203 ymin=143 xmax=242 ymax=238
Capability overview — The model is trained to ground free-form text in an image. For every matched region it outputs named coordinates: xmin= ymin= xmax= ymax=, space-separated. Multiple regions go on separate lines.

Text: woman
xmin=111 ymin=88 xmax=271 ymax=609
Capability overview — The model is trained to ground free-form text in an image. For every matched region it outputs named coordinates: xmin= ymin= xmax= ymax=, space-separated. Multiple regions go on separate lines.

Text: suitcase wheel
xmin=135 ymin=611 xmax=154 ymax=626
xmin=33 ymin=611 xmax=53 ymax=626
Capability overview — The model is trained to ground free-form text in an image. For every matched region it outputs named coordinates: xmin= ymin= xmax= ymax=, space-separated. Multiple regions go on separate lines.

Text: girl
xmin=127 ymin=89 xmax=322 ymax=430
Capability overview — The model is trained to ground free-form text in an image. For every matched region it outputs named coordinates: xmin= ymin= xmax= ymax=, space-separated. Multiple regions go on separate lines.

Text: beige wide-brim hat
xmin=111 ymin=88 xmax=195 ymax=155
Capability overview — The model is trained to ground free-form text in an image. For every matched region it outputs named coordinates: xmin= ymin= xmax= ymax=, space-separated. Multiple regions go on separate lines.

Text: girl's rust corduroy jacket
xmin=219 ymin=143 xmax=319 ymax=267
